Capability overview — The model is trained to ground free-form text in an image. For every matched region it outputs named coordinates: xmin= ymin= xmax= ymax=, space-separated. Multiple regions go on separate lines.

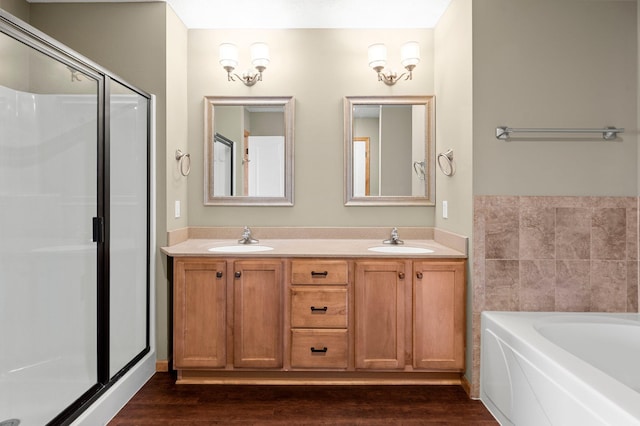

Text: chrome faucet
xmin=238 ymin=226 xmax=259 ymax=244
xmin=383 ymin=227 xmax=404 ymax=245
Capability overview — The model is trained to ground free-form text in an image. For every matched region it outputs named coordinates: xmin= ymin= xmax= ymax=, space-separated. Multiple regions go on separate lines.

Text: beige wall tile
xmin=484 ymin=260 xmax=519 ymax=310
xmin=628 ymin=262 xmax=639 ymax=312
xmin=556 ymin=260 xmax=591 ymax=311
xmin=627 ymin=208 xmax=638 ymax=261
xmin=485 ymin=206 xmax=519 ymax=259
xmin=591 ymin=208 xmax=627 ymax=260
xmin=520 ymin=206 xmax=555 ymax=259
xmin=519 ymin=260 xmax=555 ymax=311
xmin=590 ymin=260 xmax=627 ymax=312
xmin=556 ymin=208 xmax=591 ymax=259
xmin=472 ymin=195 xmax=639 ymax=399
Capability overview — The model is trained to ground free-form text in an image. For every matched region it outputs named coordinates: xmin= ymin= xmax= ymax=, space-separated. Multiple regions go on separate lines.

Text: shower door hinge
xmin=92 ymin=216 xmax=105 ymax=243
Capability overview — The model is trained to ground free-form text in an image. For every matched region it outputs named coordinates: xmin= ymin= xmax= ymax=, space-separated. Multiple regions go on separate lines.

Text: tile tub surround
xmin=471 ymin=195 xmax=639 ymax=397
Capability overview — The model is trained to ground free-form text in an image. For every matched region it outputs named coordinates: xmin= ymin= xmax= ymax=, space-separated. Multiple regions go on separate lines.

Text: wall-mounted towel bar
xmin=496 ymin=126 xmax=624 ymax=141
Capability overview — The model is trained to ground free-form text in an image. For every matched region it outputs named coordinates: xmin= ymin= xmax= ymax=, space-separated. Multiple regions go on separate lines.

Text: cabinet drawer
xmin=291 ymin=288 xmax=347 ymax=328
xmin=291 ymin=329 xmax=348 ymax=369
xmin=291 ymin=260 xmax=348 ymax=285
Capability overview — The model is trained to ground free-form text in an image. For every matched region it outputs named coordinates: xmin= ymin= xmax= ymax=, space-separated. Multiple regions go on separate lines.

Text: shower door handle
xmin=92 ymin=217 xmax=104 ymax=243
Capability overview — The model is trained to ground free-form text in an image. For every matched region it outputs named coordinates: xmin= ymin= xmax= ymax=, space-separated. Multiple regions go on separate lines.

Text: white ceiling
xmin=27 ymin=0 xmax=453 ymax=29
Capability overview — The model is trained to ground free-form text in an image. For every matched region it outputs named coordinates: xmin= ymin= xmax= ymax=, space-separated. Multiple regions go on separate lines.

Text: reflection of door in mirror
xmin=213 ymin=133 xmax=234 ymax=196
xmin=353 ymin=106 xmax=380 ymax=196
xmin=247 ymin=135 xmax=285 ymax=197
xmin=353 ymin=137 xmax=370 ymax=196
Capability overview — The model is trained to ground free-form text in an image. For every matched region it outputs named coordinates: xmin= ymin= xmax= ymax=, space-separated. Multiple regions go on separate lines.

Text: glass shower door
xmin=0 ymin=31 xmax=100 ymax=425
xmin=109 ymin=80 xmax=149 ymax=378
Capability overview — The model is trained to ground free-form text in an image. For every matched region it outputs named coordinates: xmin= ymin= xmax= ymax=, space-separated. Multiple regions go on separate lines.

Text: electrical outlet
xmin=175 ymin=200 xmax=181 ymax=218
xmin=442 ymin=200 xmax=448 ymax=219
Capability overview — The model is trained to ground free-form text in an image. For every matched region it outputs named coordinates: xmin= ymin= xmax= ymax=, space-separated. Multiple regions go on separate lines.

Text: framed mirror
xmin=204 ymin=96 xmax=295 ymax=205
xmin=344 ymin=96 xmax=435 ymax=206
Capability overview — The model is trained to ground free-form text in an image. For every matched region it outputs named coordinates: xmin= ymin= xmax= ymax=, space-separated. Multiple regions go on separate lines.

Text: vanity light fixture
xmin=368 ymin=41 xmax=420 ymax=86
xmin=219 ymin=42 xmax=270 ymax=86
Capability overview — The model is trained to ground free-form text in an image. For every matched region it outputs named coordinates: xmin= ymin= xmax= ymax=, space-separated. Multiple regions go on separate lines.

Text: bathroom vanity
xmin=162 ymin=229 xmax=467 ymax=385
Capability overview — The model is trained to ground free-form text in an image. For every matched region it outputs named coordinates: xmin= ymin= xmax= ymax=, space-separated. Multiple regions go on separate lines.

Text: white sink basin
xmin=368 ymin=246 xmax=434 ymax=254
xmin=208 ymin=245 xmax=274 ymax=253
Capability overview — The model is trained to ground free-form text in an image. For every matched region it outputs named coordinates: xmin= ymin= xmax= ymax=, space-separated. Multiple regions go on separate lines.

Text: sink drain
xmin=0 ymin=420 xmax=20 ymax=426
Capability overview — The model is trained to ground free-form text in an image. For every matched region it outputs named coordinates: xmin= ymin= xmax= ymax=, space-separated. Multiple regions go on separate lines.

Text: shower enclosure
xmin=0 ymin=11 xmax=152 ymax=426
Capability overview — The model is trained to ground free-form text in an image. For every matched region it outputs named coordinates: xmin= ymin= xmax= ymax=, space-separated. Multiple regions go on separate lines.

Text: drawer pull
xmin=310 ymin=306 xmax=328 ymax=313
xmin=416 ymin=271 xmax=423 ymax=279
xmin=216 ymin=271 xmax=223 ymax=278
xmin=311 ymin=270 xmax=329 ymax=277
xmin=310 ymin=346 xmax=328 ymax=353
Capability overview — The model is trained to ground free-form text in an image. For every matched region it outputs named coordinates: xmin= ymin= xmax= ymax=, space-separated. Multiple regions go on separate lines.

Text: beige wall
xmin=473 ymin=0 xmax=638 ymax=196
xmin=187 ymin=29 xmax=436 ymax=227
xmin=166 ymin=8 xmax=188 ymax=230
xmin=0 ymin=0 xmax=29 ymax=21
xmin=163 ymin=7 xmax=188 ymax=361
xmin=434 ymin=0 xmax=474 ymax=382
xmin=1 ymin=0 xmax=30 ymax=91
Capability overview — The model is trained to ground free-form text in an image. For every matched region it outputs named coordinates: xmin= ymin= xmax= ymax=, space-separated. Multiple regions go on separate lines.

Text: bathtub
xmin=480 ymin=311 xmax=640 ymax=426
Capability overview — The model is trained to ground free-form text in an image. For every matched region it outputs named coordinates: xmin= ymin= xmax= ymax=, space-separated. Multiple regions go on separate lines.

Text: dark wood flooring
xmin=109 ymin=373 xmax=498 ymax=425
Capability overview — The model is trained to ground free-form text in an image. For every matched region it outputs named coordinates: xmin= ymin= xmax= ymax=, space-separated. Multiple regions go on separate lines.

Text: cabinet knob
xmin=398 ymin=272 xmax=405 ymax=279
xmin=234 ymin=271 xmax=241 ymax=278
xmin=416 ymin=272 xmax=423 ymax=279
xmin=216 ymin=271 xmax=223 ymax=278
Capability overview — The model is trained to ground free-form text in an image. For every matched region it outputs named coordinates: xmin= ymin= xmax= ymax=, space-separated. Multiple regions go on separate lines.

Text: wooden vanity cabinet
xmin=233 ymin=260 xmax=283 ymax=368
xmin=354 ymin=259 xmax=465 ymax=371
xmin=354 ymin=260 xmax=408 ymax=369
xmin=172 ymin=255 xmax=466 ymax=383
xmin=413 ymin=260 xmax=466 ymax=370
xmin=173 ymin=257 xmax=283 ymax=370
xmin=173 ymin=258 xmax=227 ymax=369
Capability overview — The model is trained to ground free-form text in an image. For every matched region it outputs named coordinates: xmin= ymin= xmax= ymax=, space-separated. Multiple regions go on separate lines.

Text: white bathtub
xmin=480 ymin=311 xmax=640 ymax=426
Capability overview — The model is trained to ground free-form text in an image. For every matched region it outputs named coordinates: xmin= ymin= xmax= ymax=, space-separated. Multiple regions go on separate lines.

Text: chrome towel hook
xmin=175 ymin=149 xmax=191 ymax=177
xmin=437 ymin=149 xmax=454 ymax=176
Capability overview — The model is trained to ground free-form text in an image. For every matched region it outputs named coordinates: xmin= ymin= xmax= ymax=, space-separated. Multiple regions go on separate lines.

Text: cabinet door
xmin=413 ymin=260 xmax=465 ymax=370
xmin=233 ymin=260 xmax=283 ymax=368
xmin=174 ymin=258 xmax=227 ymax=368
xmin=354 ymin=261 xmax=406 ymax=369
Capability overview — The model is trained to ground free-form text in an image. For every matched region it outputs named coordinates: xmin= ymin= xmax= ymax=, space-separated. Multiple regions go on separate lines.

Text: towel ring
xmin=437 ymin=149 xmax=454 ymax=177
xmin=175 ymin=149 xmax=191 ymax=177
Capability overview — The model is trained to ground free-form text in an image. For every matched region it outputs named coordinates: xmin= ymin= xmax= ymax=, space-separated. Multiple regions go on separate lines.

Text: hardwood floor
xmin=109 ymin=373 xmax=498 ymax=425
